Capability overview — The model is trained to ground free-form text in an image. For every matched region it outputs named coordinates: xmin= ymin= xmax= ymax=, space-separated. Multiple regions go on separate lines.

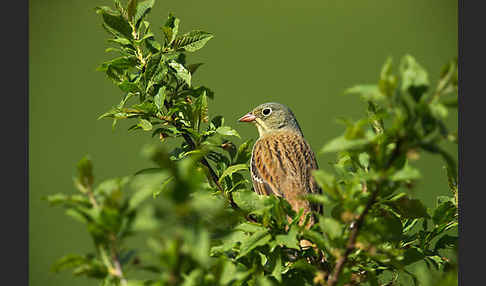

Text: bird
xmin=238 ymin=102 xmax=322 ymax=229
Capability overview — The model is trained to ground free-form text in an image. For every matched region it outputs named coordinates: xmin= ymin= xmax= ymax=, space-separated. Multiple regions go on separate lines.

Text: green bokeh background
xmin=29 ymin=1 xmax=457 ymax=285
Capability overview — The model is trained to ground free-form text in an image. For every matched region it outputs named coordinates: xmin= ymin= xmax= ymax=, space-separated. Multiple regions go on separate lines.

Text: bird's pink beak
xmin=238 ymin=113 xmax=256 ymax=122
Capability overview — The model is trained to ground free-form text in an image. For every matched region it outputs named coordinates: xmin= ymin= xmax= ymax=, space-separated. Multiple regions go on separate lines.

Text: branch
xmin=328 ymin=140 xmax=401 ymax=285
xmin=327 ymin=188 xmax=379 ymax=286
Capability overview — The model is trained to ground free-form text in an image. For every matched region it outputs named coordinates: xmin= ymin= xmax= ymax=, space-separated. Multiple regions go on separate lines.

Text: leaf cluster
xmin=309 ymin=55 xmax=458 ymax=285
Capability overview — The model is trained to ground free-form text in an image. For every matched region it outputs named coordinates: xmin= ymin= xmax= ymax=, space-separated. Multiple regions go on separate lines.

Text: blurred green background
xmin=29 ymin=0 xmax=457 ymax=285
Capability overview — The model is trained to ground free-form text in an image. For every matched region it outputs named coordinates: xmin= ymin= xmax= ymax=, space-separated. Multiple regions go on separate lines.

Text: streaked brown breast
xmin=250 ymin=130 xmax=322 ymax=218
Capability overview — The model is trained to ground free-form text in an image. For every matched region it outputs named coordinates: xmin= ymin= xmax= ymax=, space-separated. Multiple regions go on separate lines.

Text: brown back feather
xmin=250 ymin=131 xmax=322 ymax=225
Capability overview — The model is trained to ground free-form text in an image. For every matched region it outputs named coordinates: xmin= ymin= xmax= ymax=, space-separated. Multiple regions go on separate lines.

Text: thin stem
xmin=85 ymin=185 xmax=100 ymax=209
xmin=110 ymin=236 xmax=128 ymax=286
xmin=75 ymin=179 xmax=100 ymax=209
xmin=182 ymin=130 xmax=240 ymax=211
xmin=428 ymin=61 xmax=455 ymax=103
xmin=327 ymin=189 xmax=379 ymax=286
xmin=162 ymin=100 xmax=242 ymax=212
xmin=129 ymin=21 xmax=146 ymax=69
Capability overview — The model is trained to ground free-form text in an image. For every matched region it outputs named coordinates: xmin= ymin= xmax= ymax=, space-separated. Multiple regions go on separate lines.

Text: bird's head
xmin=238 ymin=102 xmax=303 ymax=137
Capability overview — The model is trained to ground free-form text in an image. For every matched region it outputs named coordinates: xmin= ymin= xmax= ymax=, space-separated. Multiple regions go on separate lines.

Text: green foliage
xmin=46 ymin=1 xmax=458 ymax=285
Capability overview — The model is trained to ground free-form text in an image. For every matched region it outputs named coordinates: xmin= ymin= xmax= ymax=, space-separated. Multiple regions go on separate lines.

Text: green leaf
xmin=235 ymin=222 xmax=267 ymax=233
xmin=319 ymin=217 xmax=342 ymax=239
xmin=194 ymin=91 xmax=208 ymax=125
xmin=192 ymin=230 xmax=211 ymax=266
xmin=104 ymin=65 xmax=124 ymax=83
xmin=187 ymin=63 xmax=204 ymax=75
xmin=258 ymin=252 xmax=268 ymax=266
xmin=390 ymin=195 xmax=429 ymax=218
xmin=271 ymin=252 xmax=282 ymax=282
xmin=107 ymin=37 xmax=131 ymax=46
xmin=236 ymin=229 xmax=272 ymax=259
xmin=345 ymin=84 xmax=385 ymax=101
xmin=429 ymin=101 xmax=448 ymax=119
xmin=131 ymin=168 xmax=171 ymax=204
xmin=153 ymin=176 xmax=173 ymax=198
xmin=144 ymin=52 xmax=162 ymax=82
xmin=98 ymin=56 xmax=138 ymax=71
xmin=378 ymin=56 xmax=398 ymax=97
xmin=433 ymin=200 xmax=457 ymax=226
xmin=312 ymin=170 xmax=339 ymax=199
xmin=390 ymin=161 xmax=421 ymax=181
xmin=233 ymin=190 xmax=265 ymax=213
xmin=154 ymin=86 xmax=166 ymax=111
xmin=96 ymin=6 xmax=132 ymax=39
xmin=162 ymin=13 xmax=179 ymax=45
xmin=62 ymin=257 xmax=107 ymax=278
xmin=434 ymin=235 xmax=458 ymax=251
xmin=436 ymin=58 xmax=458 ymax=96
xmin=138 ymin=119 xmax=152 ymax=131
xmin=126 ymin=280 xmax=149 ymax=286
xmin=132 ymin=205 xmax=159 ymax=231
xmin=64 ymin=209 xmax=90 ymax=223
xmin=134 ymin=0 xmax=154 ymax=27
xmin=127 ymin=0 xmax=137 ymax=20
xmin=216 ymin=126 xmax=240 ymax=138
xmin=145 ymin=36 xmax=161 ymax=52
xmin=359 ymin=152 xmax=370 ymax=169
xmin=401 ymin=247 xmax=425 ymax=266
xmin=305 ymin=193 xmax=331 ymax=206
xmin=130 ymin=102 xmax=157 ymax=115
xmin=219 ymin=164 xmax=248 ymax=184
xmin=275 ymin=225 xmax=299 ymax=250
xmin=220 ymin=260 xmax=250 ymax=285
xmin=77 ymin=155 xmax=94 ymax=188
xmin=169 ymin=61 xmax=191 ymax=87
xmin=402 ymin=218 xmax=420 ymax=233
xmin=367 ymin=211 xmax=403 ymax=242
xmin=45 ymin=193 xmax=71 ymax=206
xmin=181 ymin=269 xmax=203 ymax=286
xmin=51 ymin=254 xmax=90 ymax=273
xmin=256 ymin=274 xmax=273 ymax=286
xmin=118 ymin=80 xmax=140 ymax=93
xmin=234 ymin=139 xmax=253 ymax=164
xmin=400 ymin=54 xmax=429 ymax=101
xmin=210 ymin=115 xmax=224 ymax=129
xmin=173 ymin=31 xmax=214 ymax=52
xmin=128 ymin=182 xmax=155 ymax=211
xmin=320 ymin=135 xmax=372 ymax=153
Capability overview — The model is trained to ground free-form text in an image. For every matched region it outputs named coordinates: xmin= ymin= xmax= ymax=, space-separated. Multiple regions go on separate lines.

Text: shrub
xmin=46 ymin=1 xmax=458 ymax=285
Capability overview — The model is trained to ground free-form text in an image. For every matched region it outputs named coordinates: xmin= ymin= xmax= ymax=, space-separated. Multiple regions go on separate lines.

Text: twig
xmin=163 ymin=100 xmax=241 ymax=212
xmin=202 ymin=156 xmax=240 ymax=210
xmin=327 ymin=189 xmax=379 ymax=286
xmin=328 ymin=139 xmax=400 ymax=285
xmin=85 ymin=186 xmax=100 ymax=209
xmin=110 ymin=238 xmax=128 ymax=286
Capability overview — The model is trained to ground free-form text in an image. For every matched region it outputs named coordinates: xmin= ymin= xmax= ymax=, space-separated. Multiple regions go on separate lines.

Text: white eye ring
xmin=262 ymin=108 xmax=272 ymax=116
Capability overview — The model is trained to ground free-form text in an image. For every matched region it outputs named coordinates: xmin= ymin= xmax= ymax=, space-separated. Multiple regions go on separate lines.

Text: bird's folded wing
xmin=250 ymin=132 xmax=321 ymax=203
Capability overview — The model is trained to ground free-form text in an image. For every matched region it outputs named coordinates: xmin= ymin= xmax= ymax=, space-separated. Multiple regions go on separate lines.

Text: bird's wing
xmin=250 ymin=132 xmax=322 ymax=214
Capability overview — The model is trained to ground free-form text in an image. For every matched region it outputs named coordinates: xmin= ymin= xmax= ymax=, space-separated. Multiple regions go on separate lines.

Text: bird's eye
xmin=262 ymin=108 xmax=272 ymax=116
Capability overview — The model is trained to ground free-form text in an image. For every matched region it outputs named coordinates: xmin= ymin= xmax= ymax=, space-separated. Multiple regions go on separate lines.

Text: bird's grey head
xmin=238 ymin=102 xmax=303 ymax=137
